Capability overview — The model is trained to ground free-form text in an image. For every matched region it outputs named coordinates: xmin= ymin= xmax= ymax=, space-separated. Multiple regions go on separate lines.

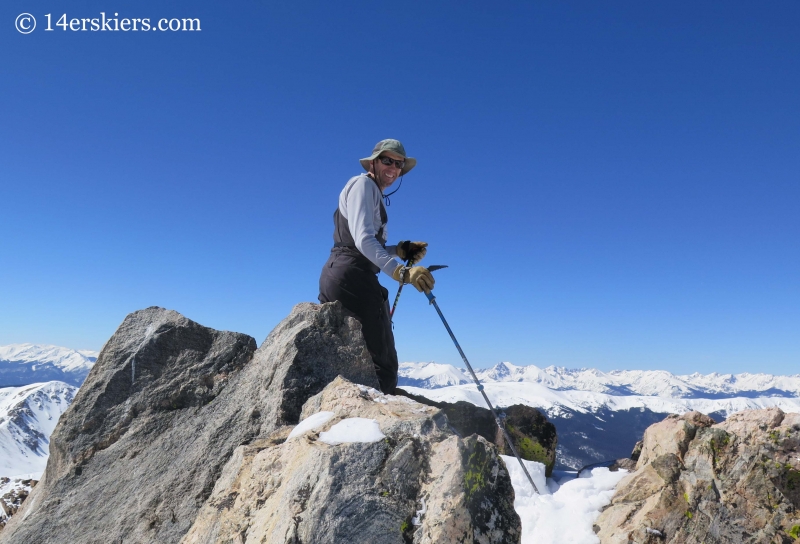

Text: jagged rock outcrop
xmin=0 ymin=302 xmax=381 ymax=544
xmin=184 ymin=376 xmax=521 ymax=543
xmin=594 ymin=408 xmax=800 ymax=543
xmin=0 ymin=302 xmax=523 ymax=544
xmin=399 ymin=390 xmax=558 ymax=475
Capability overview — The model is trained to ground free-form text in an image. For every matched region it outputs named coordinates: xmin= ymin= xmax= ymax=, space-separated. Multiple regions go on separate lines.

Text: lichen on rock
xmin=594 ymin=408 xmax=800 ymax=543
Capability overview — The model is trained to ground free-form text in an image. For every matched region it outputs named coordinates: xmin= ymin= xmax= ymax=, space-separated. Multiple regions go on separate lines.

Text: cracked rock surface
xmin=594 ymin=408 xmax=800 ymax=544
xmin=183 ymin=376 xmax=521 ymax=544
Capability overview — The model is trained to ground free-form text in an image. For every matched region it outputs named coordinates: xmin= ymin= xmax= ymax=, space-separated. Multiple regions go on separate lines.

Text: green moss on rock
xmin=464 ymin=445 xmax=493 ymax=501
xmin=515 ymin=436 xmax=549 ymax=465
xmin=787 ymin=469 xmax=800 ymax=490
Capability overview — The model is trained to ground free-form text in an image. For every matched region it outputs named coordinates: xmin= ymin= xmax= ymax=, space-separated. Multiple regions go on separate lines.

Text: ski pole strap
xmin=389 ymin=262 xmax=412 ymax=318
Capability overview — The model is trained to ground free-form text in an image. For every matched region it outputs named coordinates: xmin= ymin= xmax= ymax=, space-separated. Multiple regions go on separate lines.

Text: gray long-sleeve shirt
xmin=338 ymin=174 xmax=401 ymax=276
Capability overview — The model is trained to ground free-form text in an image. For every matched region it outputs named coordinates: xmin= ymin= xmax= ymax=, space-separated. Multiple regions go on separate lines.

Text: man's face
xmin=372 ymin=151 xmax=404 ymax=190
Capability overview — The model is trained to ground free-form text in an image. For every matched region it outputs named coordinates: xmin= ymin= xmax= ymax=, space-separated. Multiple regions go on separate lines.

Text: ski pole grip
xmin=425 ymin=292 xmax=436 ymax=303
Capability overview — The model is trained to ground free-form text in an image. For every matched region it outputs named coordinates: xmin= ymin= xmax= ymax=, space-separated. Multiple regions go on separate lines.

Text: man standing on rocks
xmin=319 ymin=139 xmax=435 ymax=394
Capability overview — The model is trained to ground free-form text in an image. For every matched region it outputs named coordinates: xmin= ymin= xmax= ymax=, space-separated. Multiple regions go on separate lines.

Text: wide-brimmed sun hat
xmin=360 ymin=139 xmax=416 ymax=176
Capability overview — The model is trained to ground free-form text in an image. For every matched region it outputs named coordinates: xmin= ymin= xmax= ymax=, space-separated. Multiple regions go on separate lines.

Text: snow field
xmin=0 ymin=344 xmax=97 ymax=373
xmin=400 ymin=361 xmax=800 ymax=399
xmin=0 ymin=382 xmax=76 ymax=477
xmin=405 ymin=382 xmax=800 ymax=419
xmin=502 ymin=455 xmax=629 ymax=544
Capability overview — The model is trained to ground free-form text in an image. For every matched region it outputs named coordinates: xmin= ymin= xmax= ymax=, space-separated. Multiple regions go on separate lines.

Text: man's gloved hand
xmin=396 ymin=241 xmax=428 ymax=265
xmin=392 ymin=264 xmax=435 ymax=293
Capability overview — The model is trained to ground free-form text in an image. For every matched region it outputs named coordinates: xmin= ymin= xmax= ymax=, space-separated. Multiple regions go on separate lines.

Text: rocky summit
xmin=0 ymin=302 xmax=531 ymax=544
xmin=0 ymin=303 xmax=381 ymax=543
xmin=594 ymin=408 xmax=800 ymax=544
xmin=184 ymin=376 xmax=520 ymax=544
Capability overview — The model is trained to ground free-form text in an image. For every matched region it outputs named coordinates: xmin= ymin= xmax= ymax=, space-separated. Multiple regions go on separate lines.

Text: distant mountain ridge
xmin=397 ymin=362 xmax=471 ymax=388
xmin=0 ymin=344 xmax=97 ymax=387
xmin=400 ymin=361 xmax=800 ymax=399
xmin=399 ymin=361 xmax=800 ymax=470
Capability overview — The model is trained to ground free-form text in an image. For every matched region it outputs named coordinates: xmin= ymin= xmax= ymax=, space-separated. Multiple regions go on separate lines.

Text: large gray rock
xmin=594 ymin=408 xmax=800 ymax=543
xmin=0 ymin=302 xmax=380 ymax=544
xmin=183 ymin=376 xmax=521 ymax=544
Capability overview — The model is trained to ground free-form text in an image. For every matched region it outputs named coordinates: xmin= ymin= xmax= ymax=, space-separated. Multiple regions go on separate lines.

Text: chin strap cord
xmin=382 ymin=176 xmax=403 ymax=206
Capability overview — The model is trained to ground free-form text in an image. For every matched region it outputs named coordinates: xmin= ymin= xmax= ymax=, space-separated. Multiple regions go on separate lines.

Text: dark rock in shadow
xmin=396 ymin=388 xmax=557 ymax=476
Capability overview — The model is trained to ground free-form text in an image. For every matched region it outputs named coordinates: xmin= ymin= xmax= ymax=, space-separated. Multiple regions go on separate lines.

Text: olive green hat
xmin=360 ymin=139 xmax=416 ymax=176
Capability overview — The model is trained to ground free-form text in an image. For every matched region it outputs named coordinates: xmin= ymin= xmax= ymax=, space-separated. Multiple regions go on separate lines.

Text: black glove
xmin=397 ymin=241 xmax=428 ymax=265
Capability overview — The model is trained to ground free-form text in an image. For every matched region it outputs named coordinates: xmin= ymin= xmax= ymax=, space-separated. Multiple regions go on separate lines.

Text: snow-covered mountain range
xmin=0 ymin=382 xmax=77 ymax=478
xmin=0 ymin=344 xmax=97 ymax=387
xmin=399 ymin=362 xmax=800 ymax=469
xmin=400 ymin=361 xmax=800 ymax=399
xmin=2 ymin=353 xmax=798 ymax=478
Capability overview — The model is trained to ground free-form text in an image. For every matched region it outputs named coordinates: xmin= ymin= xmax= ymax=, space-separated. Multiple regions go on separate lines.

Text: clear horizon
xmin=4 ymin=343 xmax=800 ymax=379
xmin=2 ymin=1 xmax=798 ymax=374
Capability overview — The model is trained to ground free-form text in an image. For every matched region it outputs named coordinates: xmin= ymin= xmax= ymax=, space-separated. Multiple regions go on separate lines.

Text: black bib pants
xmin=318 ymin=190 xmax=399 ymax=394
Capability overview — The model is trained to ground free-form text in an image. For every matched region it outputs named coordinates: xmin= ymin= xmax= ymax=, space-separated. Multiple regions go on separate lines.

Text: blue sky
xmin=2 ymin=1 xmax=798 ymax=374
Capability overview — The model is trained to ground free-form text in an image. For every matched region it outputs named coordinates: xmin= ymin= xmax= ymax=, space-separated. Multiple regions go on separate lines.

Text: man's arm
xmin=344 ymin=177 xmax=401 ymax=276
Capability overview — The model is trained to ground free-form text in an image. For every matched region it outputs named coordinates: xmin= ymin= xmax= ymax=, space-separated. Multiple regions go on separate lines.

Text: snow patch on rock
xmin=318 ymin=418 xmax=385 ymax=445
xmin=287 ymin=411 xmax=335 ymax=439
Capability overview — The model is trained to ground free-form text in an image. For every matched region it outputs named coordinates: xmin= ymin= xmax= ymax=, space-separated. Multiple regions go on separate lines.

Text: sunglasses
xmin=379 ymin=156 xmax=405 ymax=169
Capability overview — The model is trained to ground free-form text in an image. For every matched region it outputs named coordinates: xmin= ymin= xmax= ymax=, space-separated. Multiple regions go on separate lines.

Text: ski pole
xmin=424 ymin=290 xmax=540 ymax=495
xmin=389 ymin=261 xmax=410 ymax=318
